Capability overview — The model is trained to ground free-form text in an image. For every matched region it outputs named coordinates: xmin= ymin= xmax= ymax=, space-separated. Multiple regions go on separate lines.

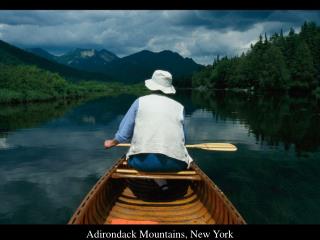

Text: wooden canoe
xmin=68 ymin=157 xmax=246 ymax=224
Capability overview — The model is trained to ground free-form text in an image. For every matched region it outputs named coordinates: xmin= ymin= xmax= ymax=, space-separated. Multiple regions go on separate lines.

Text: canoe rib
xmin=68 ymin=158 xmax=246 ymax=224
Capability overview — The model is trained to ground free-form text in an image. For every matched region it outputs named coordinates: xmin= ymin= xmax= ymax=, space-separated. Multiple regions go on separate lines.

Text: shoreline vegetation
xmin=192 ymin=22 xmax=320 ymax=99
xmin=0 ymin=64 xmax=147 ymax=104
xmin=195 ymin=85 xmax=320 ymax=99
xmin=0 ymin=99 xmax=85 ymax=134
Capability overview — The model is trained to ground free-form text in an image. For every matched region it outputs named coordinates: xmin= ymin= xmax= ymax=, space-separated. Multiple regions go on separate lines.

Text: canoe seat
xmin=112 ymin=168 xmax=202 ymax=181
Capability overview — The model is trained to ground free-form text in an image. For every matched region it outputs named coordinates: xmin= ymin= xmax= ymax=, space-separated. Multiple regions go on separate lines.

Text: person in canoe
xmin=104 ymin=70 xmax=193 ymax=175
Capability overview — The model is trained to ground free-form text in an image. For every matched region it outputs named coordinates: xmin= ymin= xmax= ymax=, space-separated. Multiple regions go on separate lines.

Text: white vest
xmin=126 ymin=94 xmax=193 ymax=167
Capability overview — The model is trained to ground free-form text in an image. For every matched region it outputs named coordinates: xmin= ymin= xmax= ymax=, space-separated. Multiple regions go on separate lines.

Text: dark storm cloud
xmin=0 ymin=10 xmax=112 ymax=26
xmin=0 ymin=10 xmax=320 ymax=65
xmin=163 ymin=11 xmax=274 ymax=31
xmin=164 ymin=10 xmax=320 ymax=32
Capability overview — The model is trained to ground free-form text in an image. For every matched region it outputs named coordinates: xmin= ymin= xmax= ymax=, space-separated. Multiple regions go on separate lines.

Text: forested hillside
xmin=192 ymin=22 xmax=320 ymax=95
xmin=0 ymin=64 xmax=122 ymax=103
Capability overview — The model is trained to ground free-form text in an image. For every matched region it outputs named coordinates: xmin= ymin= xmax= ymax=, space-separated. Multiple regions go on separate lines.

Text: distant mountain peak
xmin=98 ymin=49 xmax=119 ymax=61
xmin=159 ymin=50 xmax=185 ymax=58
xmin=79 ymin=49 xmax=96 ymax=58
xmin=69 ymin=48 xmax=95 ymax=56
xmin=133 ymin=49 xmax=184 ymax=58
xmin=65 ymin=48 xmax=118 ymax=59
xmin=131 ymin=49 xmax=153 ymax=56
xmin=53 ymin=47 xmax=119 ymax=72
xmin=159 ymin=49 xmax=174 ymax=54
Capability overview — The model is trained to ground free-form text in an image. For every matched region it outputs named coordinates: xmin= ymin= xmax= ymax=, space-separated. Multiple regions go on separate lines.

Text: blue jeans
xmin=128 ymin=153 xmax=187 ymax=172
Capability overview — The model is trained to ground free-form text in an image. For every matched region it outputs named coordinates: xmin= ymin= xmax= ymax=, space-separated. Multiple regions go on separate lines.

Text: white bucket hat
xmin=145 ymin=70 xmax=176 ymax=94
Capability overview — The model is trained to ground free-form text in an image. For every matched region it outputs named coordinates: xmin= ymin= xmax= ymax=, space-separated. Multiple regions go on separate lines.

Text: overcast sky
xmin=0 ymin=10 xmax=320 ymax=65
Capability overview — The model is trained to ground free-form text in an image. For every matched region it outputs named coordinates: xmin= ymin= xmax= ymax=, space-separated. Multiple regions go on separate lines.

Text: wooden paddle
xmin=117 ymin=143 xmax=237 ymax=151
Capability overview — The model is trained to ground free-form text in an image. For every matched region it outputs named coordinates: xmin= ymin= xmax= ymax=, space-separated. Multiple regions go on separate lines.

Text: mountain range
xmin=0 ymin=39 xmax=203 ymax=87
xmin=27 ymin=47 xmax=203 ymax=85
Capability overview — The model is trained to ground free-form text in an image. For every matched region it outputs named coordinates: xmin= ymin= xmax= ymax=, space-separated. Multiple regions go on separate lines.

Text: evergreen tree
xmin=289 ymin=40 xmax=316 ymax=90
xmin=260 ymin=45 xmax=290 ymax=90
xmin=300 ymin=21 xmax=320 ymax=85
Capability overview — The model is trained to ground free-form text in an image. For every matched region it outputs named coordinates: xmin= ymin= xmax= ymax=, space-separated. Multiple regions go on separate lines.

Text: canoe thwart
xmin=116 ymin=168 xmax=198 ymax=175
xmin=112 ymin=172 xmax=202 ymax=181
xmin=117 ymin=143 xmax=237 ymax=152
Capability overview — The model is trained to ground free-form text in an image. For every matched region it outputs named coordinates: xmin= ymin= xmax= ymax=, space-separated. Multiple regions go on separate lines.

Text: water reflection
xmin=0 ymin=100 xmax=83 ymax=132
xmin=0 ymin=91 xmax=320 ymax=224
xmin=192 ymin=90 xmax=320 ymax=155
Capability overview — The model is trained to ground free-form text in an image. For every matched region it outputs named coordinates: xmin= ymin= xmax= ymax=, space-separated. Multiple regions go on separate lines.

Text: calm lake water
xmin=0 ymin=90 xmax=320 ymax=224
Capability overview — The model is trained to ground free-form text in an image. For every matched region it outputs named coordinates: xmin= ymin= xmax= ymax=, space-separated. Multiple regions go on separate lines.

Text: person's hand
xmin=104 ymin=139 xmax=118 ymax=149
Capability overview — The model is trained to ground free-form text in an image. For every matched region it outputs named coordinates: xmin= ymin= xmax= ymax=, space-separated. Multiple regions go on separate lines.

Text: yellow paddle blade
xmin=185 ymin=143 xmax=237 ymax=151
xmin=117 ymin=143 xmax=237 ymax=151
